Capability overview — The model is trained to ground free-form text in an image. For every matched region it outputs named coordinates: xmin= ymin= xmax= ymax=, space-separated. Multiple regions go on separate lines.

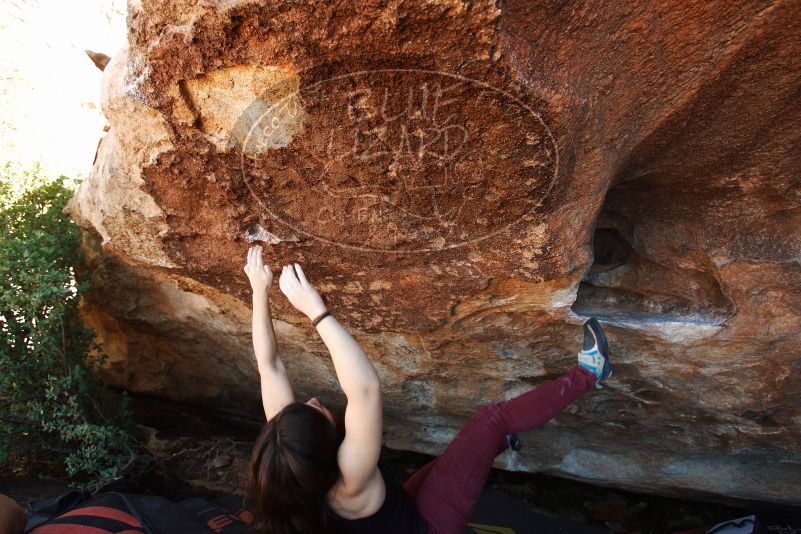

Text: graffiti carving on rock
xmin=239 ymin=69 xmax=557 ymax=253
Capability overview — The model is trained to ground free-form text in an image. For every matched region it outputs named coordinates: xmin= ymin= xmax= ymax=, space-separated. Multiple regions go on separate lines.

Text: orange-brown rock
xmin=66 ymin=0 xmax=801 ymax=504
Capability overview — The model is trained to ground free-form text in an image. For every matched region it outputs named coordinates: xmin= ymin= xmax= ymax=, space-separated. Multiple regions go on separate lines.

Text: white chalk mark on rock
xmin=244 ymin=224 xmax=294 ymax=244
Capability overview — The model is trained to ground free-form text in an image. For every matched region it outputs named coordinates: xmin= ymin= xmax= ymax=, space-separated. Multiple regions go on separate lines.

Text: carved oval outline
xmin=238 ymin=68 xmax=558 ymax=253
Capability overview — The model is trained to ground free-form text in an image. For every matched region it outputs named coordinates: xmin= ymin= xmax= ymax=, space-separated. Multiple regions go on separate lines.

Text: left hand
xmin=244 ymin=245 xmax=274 ymax=293
xmin=279 ymin=263 xmax=327 ymax=320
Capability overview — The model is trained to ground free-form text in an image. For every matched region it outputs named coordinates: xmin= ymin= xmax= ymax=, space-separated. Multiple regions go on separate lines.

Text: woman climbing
xmin=243 ymin=244 xmax=614 ymax=534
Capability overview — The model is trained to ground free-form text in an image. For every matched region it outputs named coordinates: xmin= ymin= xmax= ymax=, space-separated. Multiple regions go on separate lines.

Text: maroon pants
xmin=403 ymin=364 xmax=596 ymax=534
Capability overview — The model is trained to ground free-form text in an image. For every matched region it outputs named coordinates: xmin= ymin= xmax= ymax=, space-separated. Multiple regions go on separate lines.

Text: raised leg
xmin=411 ymin=364 xmax=596 ymax=534
xmin=403 ymin=457 xmax=438 ymax=498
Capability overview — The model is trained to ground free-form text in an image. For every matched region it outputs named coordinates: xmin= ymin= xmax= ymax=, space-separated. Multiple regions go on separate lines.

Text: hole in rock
xmin=571 ymin=191 xmax=735 ymax=325
xmin=586 ymin=228 xmax=630 ymax=275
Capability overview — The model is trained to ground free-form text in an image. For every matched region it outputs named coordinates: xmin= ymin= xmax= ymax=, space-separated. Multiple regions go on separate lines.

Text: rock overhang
xmin=66 ymin=0 xmax=801 ymax=505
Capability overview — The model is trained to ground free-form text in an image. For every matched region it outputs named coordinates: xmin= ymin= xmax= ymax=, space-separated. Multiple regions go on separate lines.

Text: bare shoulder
xmin=327 ymin=468 xmax=386 ymax=520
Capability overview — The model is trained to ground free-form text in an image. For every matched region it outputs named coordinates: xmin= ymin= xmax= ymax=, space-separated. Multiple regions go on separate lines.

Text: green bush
xmin=0 ymin=163 xmax=134 ymax=491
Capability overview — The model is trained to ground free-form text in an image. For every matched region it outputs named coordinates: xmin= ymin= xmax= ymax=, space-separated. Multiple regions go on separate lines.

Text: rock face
xmin=65 ymin=0 xmax=801 ymax=504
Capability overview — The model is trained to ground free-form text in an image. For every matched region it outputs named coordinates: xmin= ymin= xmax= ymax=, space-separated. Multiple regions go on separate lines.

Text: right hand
xmin=279 ymin=263 xmax=328 ymax=320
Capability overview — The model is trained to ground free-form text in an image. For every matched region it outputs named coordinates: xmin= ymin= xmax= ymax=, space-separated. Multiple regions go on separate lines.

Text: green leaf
xmin=0 ymin=163 xmax=134 ymax=489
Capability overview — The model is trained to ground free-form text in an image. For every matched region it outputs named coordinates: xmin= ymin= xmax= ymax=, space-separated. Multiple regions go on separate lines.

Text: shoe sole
xmin=584 ymin=317 xmax=613 ymax=380
xmin=584 ymin=317 xmax=608 ymax=356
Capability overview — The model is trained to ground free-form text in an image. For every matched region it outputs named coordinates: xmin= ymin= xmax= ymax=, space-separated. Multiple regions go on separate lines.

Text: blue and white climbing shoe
xmin=577 ymin=317 xmax=613 ymax=388
xmin=506 ymin=433 xmax=522 ymax=452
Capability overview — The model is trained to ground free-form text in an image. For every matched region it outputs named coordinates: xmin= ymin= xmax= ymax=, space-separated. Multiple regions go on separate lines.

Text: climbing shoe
xmin=506 ymin=433 xmax=522 ymax=452
xmin=577 ymin=317 xmax=613 ymax=388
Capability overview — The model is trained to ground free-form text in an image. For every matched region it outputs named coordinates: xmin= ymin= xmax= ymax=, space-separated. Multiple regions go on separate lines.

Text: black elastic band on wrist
xmin=312 ymin=311 xmax=331 ymax=327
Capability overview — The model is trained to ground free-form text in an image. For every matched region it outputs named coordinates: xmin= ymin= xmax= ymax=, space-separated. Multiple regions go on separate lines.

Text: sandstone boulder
xmin=66 ymin=0 xmax=801 ymax=504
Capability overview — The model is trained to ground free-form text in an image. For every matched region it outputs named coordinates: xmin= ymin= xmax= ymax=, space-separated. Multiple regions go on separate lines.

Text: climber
xmin=243 ymin=244 xmax=614 ymax=534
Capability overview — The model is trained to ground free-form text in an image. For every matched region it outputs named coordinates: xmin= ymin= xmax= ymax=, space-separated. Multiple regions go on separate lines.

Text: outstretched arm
xmin=244 ymin=245 xmax=294 ymax=420
xmin=279 ymin=264 xmax=383 ymax=497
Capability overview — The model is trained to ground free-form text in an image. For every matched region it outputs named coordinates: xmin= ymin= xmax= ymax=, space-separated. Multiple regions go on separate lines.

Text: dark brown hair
xmin=247 ymin=402 xmax=343 ymax=534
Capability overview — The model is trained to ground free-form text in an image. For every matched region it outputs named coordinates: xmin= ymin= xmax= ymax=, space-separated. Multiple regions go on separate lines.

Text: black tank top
xmin=329 ymin=461 xmax=427 ymax=534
